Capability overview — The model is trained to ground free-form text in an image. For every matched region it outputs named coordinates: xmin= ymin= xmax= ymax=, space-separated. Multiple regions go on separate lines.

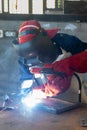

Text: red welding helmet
xmin=13 ymin=20 xmax=60 ymax=63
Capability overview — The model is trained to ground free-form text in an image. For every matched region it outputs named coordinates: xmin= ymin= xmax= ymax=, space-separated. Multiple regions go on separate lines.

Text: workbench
xmin=0 ymin=103 xmax=87 ymax=130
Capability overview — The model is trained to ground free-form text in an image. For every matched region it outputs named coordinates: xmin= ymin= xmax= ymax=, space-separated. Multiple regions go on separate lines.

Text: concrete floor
xmin=0 ymin=103 xmax=87 ymax=130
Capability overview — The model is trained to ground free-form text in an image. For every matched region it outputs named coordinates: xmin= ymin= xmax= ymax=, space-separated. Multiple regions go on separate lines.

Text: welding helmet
xmin=13 ymin=20 xmax=59 ymax=63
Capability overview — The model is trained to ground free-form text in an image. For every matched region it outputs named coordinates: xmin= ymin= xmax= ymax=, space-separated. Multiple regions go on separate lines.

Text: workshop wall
xmin=0 ymin=20 xmax=87 ymax=102
xmin=64 ymin=1 xmax=87 ymax=14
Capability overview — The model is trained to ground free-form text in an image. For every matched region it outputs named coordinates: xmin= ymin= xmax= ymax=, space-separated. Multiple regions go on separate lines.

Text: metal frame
xmin=0 ymin=0 xmax=87 ymax=22
xmin=0 ymin=14 xmax=87 ymax=22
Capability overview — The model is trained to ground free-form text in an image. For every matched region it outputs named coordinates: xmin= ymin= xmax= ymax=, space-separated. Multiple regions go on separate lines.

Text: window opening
xmin=4 ymin=0 xmax=9 ymax=12
xmin=9 ymin=0 xmax=29 ymax=14
xmin=57 ymin=0 xmax=63 ymax=9
xmin=32 ymin=0 xmax=43 ymax=14
xmin=46 ymin=0 xmax=55 ymax=9
xmin=46 ymin=0 xmax=63 ymax=11
xmin=0 ymin=0 xmax=2 ymax=13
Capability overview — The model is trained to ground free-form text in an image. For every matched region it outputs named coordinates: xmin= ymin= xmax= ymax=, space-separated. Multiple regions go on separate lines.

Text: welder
xmin=13 ymin=20 xmax=87 ymax=97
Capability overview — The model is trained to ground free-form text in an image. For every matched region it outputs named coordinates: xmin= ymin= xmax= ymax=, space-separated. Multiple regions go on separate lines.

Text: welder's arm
xmin=40 ymin=50 xmax=87 ymax=74
xmin=29 ymin=51 xmax=87 ymax=75
xmin=30 ymin=67 xmax=72 ymax=97
xmin=30 ymin=66 xmax=73 ymax=97
xmin=30 ymin=51 xmax=87 ymax=97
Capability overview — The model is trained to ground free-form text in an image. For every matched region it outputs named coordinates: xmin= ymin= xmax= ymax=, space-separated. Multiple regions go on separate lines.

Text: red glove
xmin=44 ymin=74 xmax=72 ymax=97
xmin=31 ymin=74 xmax=72 ymax=97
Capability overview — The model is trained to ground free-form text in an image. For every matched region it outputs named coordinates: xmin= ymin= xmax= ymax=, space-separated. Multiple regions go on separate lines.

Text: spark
xmin=22 ymin=89 xmax=46 ymax=108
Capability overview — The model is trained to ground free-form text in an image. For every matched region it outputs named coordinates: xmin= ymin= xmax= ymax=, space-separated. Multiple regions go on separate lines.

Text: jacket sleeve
xmin=48 ymin=51 xmax=87 ymax=74
xmin=18 ymin=57 xmax=34 ymax=82
xmin=43 ymin=74 xmax=72 ymax=97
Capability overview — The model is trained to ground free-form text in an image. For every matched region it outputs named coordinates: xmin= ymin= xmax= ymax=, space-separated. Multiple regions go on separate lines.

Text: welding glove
xmin=30 ymin=51 xmax=87 ymax=97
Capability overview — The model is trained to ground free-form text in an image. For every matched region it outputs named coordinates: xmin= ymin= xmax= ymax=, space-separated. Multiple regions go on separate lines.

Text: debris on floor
xmin=80 ymin=118 xmax=87 ymax=127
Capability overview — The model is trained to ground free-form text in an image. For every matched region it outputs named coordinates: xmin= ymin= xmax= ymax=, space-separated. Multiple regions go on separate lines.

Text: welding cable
xmin=40 ymin=68 xmax=66 ymax=78
xmin=73 ymin=73 xmax=82 ymax=103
